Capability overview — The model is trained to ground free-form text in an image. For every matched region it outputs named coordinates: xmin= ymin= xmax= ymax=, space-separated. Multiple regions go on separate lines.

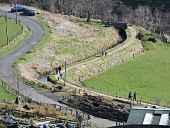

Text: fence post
xmin=5 ymin=12 xmax=9 ymax=45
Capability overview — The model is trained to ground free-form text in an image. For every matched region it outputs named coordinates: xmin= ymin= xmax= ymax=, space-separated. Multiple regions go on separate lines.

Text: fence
xmin=66 ymin=39 xmax=144 ymax=86
xmin=82 ymin=83 xmax=170 ymax=108
xmin=0 ymin=15 xmax=24 ymax=48
xmin=0 ymin=80 xmax=91 ymax=127
xmin=64 ymin=41 xmax=170 ymax=108
xmin=66 ymin=74 xmax=170 ymax=108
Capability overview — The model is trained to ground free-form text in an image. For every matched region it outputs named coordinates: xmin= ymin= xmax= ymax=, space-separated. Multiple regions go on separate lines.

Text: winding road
xmin=0 ymin=10 xmax=58 ymax=105
xmin=0 ymin=10 xmax=120 ymax=128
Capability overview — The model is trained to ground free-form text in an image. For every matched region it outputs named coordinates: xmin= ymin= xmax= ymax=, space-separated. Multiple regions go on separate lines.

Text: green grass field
xmin=0 ymin=81 xmax=15 ymax=101
xmin=0 ymin=16 xmax=22 ymax=47
xmin=83 ymin=42 xmax=170 ymax=106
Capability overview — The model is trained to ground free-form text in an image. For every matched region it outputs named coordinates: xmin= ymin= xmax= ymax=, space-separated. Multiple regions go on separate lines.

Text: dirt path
xmin=69 ymin=26 xmax=137 ymax=67
xmin=64 ymin=26 xmax=136 ymax=69
xmin=60 ymin=26 xmax=142 ymax=102
xmin=64 ymin=26 xmax=141 ymax=83
xmin=17 ymin=11 xmax=119 ymax=83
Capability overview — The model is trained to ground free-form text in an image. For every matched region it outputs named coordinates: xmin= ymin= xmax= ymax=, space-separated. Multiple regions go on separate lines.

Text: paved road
xmin=0 ymin=10 xmax=58 ymax=105
xmin=0 ymin=10 xmax=118 ymax=128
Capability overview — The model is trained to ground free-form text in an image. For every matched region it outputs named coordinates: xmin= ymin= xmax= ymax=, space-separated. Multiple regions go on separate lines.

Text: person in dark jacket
xmin=128 ymin=92 xmax=132 ymax=100
xmin=133 ymin=92 xmax=136 ymax=101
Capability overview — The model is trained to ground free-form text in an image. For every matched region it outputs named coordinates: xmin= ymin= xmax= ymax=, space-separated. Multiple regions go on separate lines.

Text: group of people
xmin=101 ymin=50 xmax=107 ymax=57
xmin=128 ymin=92 xmax=136 ymax=101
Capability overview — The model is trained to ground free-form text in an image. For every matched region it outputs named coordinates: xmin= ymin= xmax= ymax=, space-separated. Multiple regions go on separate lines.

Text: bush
xmin=147 ymin=37 xmax=157 ymax=43
xmin=136 ymin=32 xmax=144 ymax=40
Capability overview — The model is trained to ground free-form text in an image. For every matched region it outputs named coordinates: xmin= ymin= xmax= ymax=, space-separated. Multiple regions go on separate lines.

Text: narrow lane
xmin=0 ymin=10 xmax=118 ymax=128
xmin=0 ymin=10 xmax=57 ymax=105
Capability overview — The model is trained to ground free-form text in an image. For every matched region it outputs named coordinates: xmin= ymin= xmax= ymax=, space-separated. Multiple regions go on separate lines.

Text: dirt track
xmin=65 ymin=26 xmax=143 ymax=84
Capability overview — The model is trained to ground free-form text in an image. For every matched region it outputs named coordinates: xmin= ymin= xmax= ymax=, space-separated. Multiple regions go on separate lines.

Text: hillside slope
xmin=17 ymin=11 xmax=119 ymax=85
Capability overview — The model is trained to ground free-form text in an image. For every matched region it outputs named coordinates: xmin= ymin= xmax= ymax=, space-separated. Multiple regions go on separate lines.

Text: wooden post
xmin=5 ymin=12 xmax=9 ymax=45
xmin=15 ymin=1 xmax=18 ymax=24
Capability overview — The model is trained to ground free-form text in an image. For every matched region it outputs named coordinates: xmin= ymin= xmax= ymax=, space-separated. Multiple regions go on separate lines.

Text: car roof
xmin=15 ymin=4 xmax=26 ymax=8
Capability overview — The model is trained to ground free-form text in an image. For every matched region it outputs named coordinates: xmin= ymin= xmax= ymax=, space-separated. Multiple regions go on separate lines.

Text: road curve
xmin=0 ymin=10 xmax=58 ymax=105
xmin=0 ymin=10 xmax=118 ymax=128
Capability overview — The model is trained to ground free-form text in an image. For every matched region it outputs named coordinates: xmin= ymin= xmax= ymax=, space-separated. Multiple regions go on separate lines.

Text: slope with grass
xmin=83 ymin=42 xmax=170 ymax=106
xmin=0 ymin=81 xmax=15 ymax=101
xmin=0 ymin=16 xmax=30 ymax=56
xmin=0 ymin=9 xmax=119 ymax=128
xmin=0 ymin=16 xmax=22 ymax=46
xmin=65 ymin=26 xmax=143 ymax=85
xmin=17 ymin=11 xmax=119 ymax=85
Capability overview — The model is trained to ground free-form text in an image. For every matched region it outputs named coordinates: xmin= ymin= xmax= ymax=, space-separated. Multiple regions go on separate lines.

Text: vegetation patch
xmin=0 ymin=16 xmax=30 ymax=56
xmin=16 ymin=11 xmax=119 ymax=86
xmin=63 ymin=27 xmax=143 ymax=86
xmin=0 ymin=81 xmax=15 ymax=101
xmin=83 ymin=42 xmax=170 ymax=106
xmin=0 ymin=16 xmax=22 ymax=46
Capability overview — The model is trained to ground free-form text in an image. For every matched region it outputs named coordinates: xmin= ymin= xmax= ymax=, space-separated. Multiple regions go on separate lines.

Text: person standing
xmin=104 ymin=51 xmax=107 ymax=57
xmin=57 ymin=70 xmax=60 ymax=81
xmin=101 ymin=49 xmax=104 ymax=57
xmin=128 ymin=92 xmax=132 ymax=100
xmin=58 ymin=66 xmax=61 ymax=73
xmin=133 ymin=92 xmax=136 ymax=101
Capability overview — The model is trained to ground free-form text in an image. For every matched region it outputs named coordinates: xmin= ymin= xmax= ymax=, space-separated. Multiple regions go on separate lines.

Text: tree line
xmin=0 ymin=0 xmax=170 ymax=35
xmin=118 ymin=5 xmax=170 ymax=35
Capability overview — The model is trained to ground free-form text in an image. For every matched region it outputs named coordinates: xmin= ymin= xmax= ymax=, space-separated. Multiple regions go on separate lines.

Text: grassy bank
xmin=0 ymin=16 xmax=22 ymax=46
xmin=83 ymin=42 xmax=170 ymax=106
xmin=15 ymin=12 xmax=119 ymax=87
xmin=16 ymin=15 xmax=51 ymax=63
xmin=13 ymin=15 xmax=52 ymax=90
xmin=0 ymin=16 xmax=30 ymax=56
xmin=0 ymin=81 xmax=15 ymax=101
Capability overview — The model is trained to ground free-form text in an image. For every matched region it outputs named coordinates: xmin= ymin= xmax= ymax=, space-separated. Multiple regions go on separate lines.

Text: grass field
xmin=0 ymin=16 xmax=30 ymax=56
xmin=0 ymin=81 xmax=15 ymax=101
xmin=0 ymin=16 xmax=22 ymax=46
xmin=82 ymin=42 xmax=170 ymax=106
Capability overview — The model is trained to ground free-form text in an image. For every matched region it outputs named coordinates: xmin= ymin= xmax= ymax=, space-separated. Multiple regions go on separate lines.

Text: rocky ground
xmin=64 ymin=94 xmax=130 ymax=122
xmin=0 ymin=101 xmax=77 ymax=127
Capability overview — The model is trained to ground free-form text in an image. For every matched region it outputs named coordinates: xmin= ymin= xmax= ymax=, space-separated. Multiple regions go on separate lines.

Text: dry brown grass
xmin=17 ymin=10 xmax=119 ymax=87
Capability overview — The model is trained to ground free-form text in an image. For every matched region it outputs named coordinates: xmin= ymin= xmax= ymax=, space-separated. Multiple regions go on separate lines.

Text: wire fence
xmin=0 ymin=15 xmax=23 ymax=48
xmin=0 ymin=80 xmax=92 ymax=127
xmin=82 ymin=82 xmax=170 ymax=108
xmin=70 ymin=44 xmax=170 ymax=108
xmin=62 ymin=73 xmax=170 ymax=109
xmin=0 ymin=80 xmax=68 ymax=111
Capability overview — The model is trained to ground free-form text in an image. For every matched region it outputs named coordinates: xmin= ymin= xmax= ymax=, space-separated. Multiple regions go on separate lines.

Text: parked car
xmin=11 ymin=5 xmax=26 ymax=12
xmin=104 ymin=20 xmax=113 ymax=27
xmin=23 ymin=8 xmax=35 ymax=16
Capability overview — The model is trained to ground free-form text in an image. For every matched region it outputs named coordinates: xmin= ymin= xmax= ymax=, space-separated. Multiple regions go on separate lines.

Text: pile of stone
xmin=67 ymin=94 xmax=129 ymax=122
